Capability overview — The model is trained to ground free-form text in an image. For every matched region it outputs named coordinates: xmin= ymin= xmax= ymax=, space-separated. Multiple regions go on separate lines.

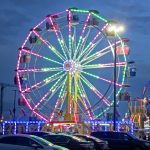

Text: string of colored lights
xmin=17 ymin=67 xmax=63 ymax=73
xmin=82 ymin=62 xmax=126 ymax=69
xmin=21 ymin=71 xmax=64 ymax=93
xmin=33 ymin=30 xmax=65 ymax=61
xmin=73 ymin=12 xmax=91 ymax=60
xmin=81 ymin=40 xmax=122 ymax=65
xmin=81 ymin=70 xmax=123 ymax=87
xmin=21 ymin=48 xmax=62 ymax=65
xmin=16 ymin=8 xmax=128 ymax=122
xmin=49 ymin=78 xmax=67 ymax=121
xmin=2 ymin=120 xmax=133 ymax=135
xmin=32 ymin=73 xmax=66 ymax=111
xmin=80 ymin=74 xmax=110 ymax=106
xmin=78 ymin=78 xmax=95 ymax=117
xmin=48 ymin=16 xmax=68 ymax=60
xmin=78 ymin=23 xmax=108 ymax=61
xmin=68 ymin=9 xmax=72 ymax=59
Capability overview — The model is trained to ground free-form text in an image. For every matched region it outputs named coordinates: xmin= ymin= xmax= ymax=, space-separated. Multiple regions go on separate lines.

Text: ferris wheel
xmin=16 ymin=8 xmax=128 ymax=122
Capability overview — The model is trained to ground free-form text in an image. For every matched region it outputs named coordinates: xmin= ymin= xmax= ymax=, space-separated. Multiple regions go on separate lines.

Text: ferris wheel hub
xmin=63 ymin=60 xmax=81 ymax=73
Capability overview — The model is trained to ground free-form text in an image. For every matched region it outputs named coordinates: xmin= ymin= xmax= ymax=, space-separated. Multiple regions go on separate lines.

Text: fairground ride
xmin=16 ymin=8 xmax=129 ymax=123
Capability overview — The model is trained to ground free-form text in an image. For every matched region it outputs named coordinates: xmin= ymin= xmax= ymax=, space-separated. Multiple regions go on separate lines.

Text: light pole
xmin=106 ymin=21 xmax=124 ymax=131
xmin=13 ymin=90 xmax=18 ymax=121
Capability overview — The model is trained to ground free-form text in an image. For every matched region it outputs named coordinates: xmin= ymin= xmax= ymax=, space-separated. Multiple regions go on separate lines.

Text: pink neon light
xmin=21 ymin=93 xmax=32 ymax=110
xmin=33 ymin=31 xmax=50 ymax=47
xmin=33 ymin=110 xmax=48 ymax=122
xmin=82 ymin=97 xmax=93 ymax=120
xmin=98 ymin=77 xmax=122 ymax=87
xmin=22 ymin=49 xmax=42 ymax=58
xmin=92 ymin=87 xmax=110 ymax=106
xmin=33 ymin=91 xmax=51 ymax=111
xmin=22 ymin=81 xmax=43 ymax=93
xmin=92 ymin=23 xmax=108 ymax=43
xmin=68 ymin=10 xmax=72 ymax=53
xmin=79 ymin=23 xmax=108 ymax=59
xmin=33 ymin=30 xmax=65 ymax=61
xmin=33 ymin=17 xmax=47 ymax=30
xmin=49 ymin=98 xmax=61 ymax=122
xmin=16 ymin=32 xmax=32 ymax=92
xmin=86 ymin=40 xmax=122 ymax=60
xmin=21 ymin=31 xmax=32 ymax=48
xmin=99 ymin=40 xmax=122 ymax=54
xmin=49 ymin=17 xmax=59 ymax=35
xmin=68 ymin=10 xmax=71 ymax=33
xmin=82 ymin=76 xmax=110 ymax=106
xmin=48 ymin=11 xmax=66 ymax=17
xmin=17 ymin=50 xmax=22 ymax=70
xmin=102 ymin=62 xmax=126 ymax=67
xmin=16 ymin=72 xmax=22 ymax=92
xmin=81 ymin=13 xmax=91 ymax=37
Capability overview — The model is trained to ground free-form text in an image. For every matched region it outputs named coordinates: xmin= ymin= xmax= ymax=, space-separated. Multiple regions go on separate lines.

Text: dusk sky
xmin=0 ymin=0 xmax=150 ymax=120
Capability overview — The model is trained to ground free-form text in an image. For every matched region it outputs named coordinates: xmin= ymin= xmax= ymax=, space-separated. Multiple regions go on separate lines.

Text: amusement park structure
xmin=0 ymin=83 xmax=16 ymax=120
xmin=14 ymin=8 xmax=135 ymax=128
xmin=129 ymin=81 xmax=150 ymax=129
xmin=129 ymin=98 xmax=147 ymax=129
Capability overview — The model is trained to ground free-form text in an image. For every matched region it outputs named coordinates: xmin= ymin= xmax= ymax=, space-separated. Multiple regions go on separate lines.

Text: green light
xmin=51 ymin=74 xmax=65 ymax=91
xmin=91 ymin=12 xmax=107 ymax=23
xmin=58 ymin=77 xmax=66 ymax=97
xmin=43 ymin=57 xmax=62 ymax=65
xmin=71 ymin=9 xmax=89 ymax=13
xmin=82 ymin=71 xmax=99 ymax=79
xmin=41 ymin=67 xmax=62 ymax=72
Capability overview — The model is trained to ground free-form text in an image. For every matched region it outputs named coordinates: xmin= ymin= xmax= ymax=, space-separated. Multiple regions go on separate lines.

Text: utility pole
xmin=13 ymin=90 xmax=17 ymax=121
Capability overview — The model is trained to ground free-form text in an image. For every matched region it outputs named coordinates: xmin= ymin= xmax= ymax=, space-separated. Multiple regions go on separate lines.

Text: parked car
xmin=26 ymin=132 xmax=95 ymax=150
xmin=25 ymin=131 xmax=55 ymax=136
xmin=73 ymin=134 xmax=109 ymax=150
xmin=0 ymin=134 xmax=69 ymax=150
xmin=91 ymin=131 xmax=150 ymax=150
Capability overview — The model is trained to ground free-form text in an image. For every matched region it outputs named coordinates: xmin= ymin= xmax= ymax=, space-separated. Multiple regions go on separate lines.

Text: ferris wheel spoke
xmin=48 ymin=16 xmax=68 ymax=60
xmin=80 ymin=74 xmax=111 ymax=106
xmin=21 ymin=48 xmax=62 ymax=65
xmin=77 ymin=28 xmax=91 ymax=61
xmin=81 ymin=70 xmax=123 ymax=87
xmin=21 ymin=71 xmax=64 ymax=93
xmin=78 ymin=79 xmax=95 ymax=119
xmin=49 ymin=98 xmax=62 ymax=122
xmin=68 ymin=9 xmax=72 ymax=59
xmin=33 ymin=30 xmax=65 ymax=61
xmin=38 ymin=76 xmax=67 ymax=112
xmin=73 ymin=12 xmax=91 ymax=60
xmin=33 ymin=74 xmax=66 ymax=111
xmin=59 ymin=31 xmax=70 ymax=58
xmin=72 ymin=27 xmax=77 ymax=56
xmin=78 ymin=23 xmax=108 ymax=60
xmin=40 ymin=73 xmax=66 ymax=90
xmin=32 ymin=110 xmax=48 ymax=122
xmin=80 ymin=36 xmax=104 ymax=61
xmin=17 ymin=67 xmax=63 ymax=73
xmin=82 ymin=40 xmax=122 ymax=65
xmin=49 ymin=79 xmax=67 ymax=121
xmin=83 ymin=49 xmax=111 ymax=66
xmin=82 ymin=62 xmax=126 ymax=69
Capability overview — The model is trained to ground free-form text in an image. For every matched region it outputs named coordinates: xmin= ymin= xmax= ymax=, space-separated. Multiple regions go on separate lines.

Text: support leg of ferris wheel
xmin=74 ymin=72 xmax=79 ymax=122
xmin=64 ymin=72 xmax=73 ymax=121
